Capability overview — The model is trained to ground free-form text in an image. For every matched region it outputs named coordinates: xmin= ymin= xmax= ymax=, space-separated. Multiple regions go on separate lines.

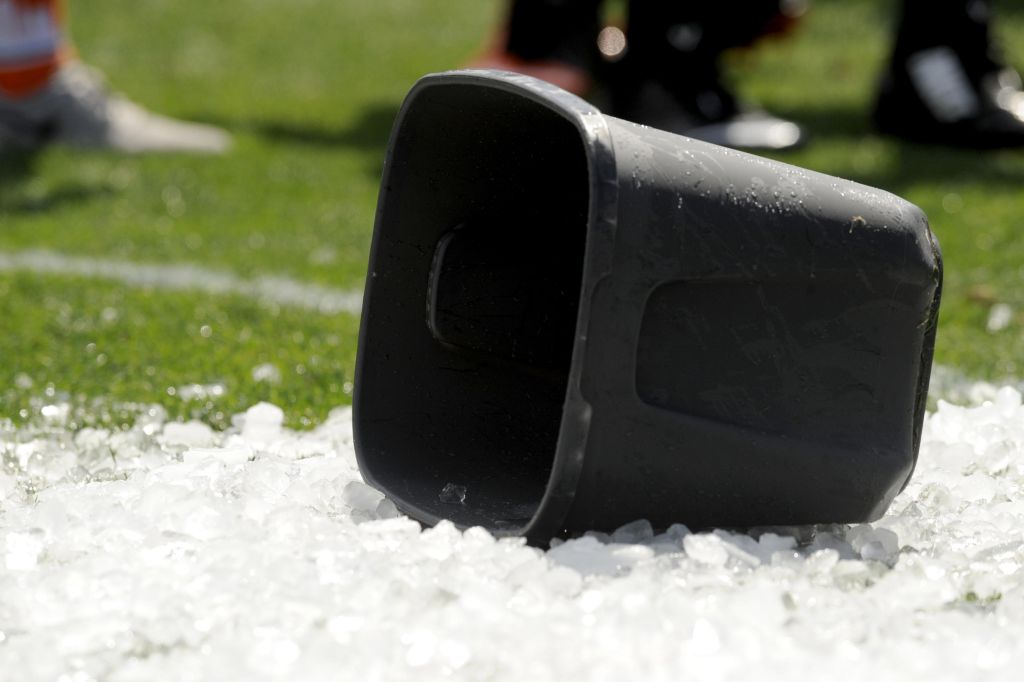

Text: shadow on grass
xmin=1 ymin=150 xmax=119 ymax=214
xmin=203 ymin=101 xmax=400 ymax=177
xmin=782 ymin=105 xmax=867 ymax=140
xmin=774 ymin=103 xmax=1024 ymax=194
xmin=2 ymin=183 xmax=116 ymax=214
xmin=0 ymin=149 xmax=37 ymax=184
xmin=200 ymin=93 xmax=1024 ymax=195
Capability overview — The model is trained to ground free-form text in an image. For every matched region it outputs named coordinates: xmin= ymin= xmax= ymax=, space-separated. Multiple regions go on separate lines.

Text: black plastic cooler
xmin=353 ymin=70 xmax=943 ymax=546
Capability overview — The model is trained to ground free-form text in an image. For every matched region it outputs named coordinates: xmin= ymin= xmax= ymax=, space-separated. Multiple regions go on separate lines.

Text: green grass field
xmin=2 ymin=0 xmax=1023 ymax=428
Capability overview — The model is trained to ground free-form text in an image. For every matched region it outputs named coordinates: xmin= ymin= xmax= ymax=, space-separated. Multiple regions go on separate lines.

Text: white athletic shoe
xmin=0 ymin=62 xmax=230 ymax=153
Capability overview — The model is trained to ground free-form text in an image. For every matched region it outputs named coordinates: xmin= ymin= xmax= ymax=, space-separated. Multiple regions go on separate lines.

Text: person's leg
xmin=468 ymin=0 xmax=806 ymax=150
xmin=607 ymin=0 xmax=808 ymax=151
xmin=504 ymin=0 xmax=602 ymax=71
xmin=624 ymin=1 xmax=802 ymax=71
xmin=875 ymin=0 xmax=1024 ymax=147
xmin=467 ymin=0 xmax=602 ymax=96
xmin=0 ymin=0 xmax=229 ymax=153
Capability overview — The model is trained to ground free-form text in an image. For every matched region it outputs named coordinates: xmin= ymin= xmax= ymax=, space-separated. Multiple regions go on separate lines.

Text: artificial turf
xmin=1 ymin=0 xmax=1022 ymax=427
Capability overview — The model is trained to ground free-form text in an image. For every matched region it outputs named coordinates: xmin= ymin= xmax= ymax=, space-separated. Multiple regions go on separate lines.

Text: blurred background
xmin=1 ymin=0 xmax=1022 ymax=428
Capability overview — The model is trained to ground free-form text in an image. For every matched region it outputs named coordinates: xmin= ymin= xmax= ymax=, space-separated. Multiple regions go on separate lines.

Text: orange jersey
xmin=0 ymin=0 xmax=66 ymax=97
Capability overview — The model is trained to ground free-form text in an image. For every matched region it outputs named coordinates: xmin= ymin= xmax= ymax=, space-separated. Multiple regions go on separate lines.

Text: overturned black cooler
xmin=353 ymin=70 xmax=942 ymax=546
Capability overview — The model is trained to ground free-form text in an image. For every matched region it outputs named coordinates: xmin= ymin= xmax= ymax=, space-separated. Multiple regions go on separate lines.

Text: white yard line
xmin=0 ymin=248 xmax=364 ymax=315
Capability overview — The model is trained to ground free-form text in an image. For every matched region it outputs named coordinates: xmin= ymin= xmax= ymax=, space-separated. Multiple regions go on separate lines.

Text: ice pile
xmin=3 ymin=386 xmax=1024 ymax=680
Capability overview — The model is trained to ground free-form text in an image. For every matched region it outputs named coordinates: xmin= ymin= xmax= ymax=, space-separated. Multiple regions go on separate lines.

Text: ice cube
xmin=683 ymin=533 xmax=729 ymax=566
xmin=611 ymin=519 xmax=654 ymax=544
xmin=162 ymin=421 xmax=217 ymax=448
xmin=547 ymin=536 xmax=624 ymax=576
xmin=375 ymin=497 xmax=401 ymax=520
xmin=438 ymin=483 xmax=467 ymax=505
xmin=239 ymin=402 xmax=285 ymax=445
xmin=342 ymin=480 xmax=384 ymax=511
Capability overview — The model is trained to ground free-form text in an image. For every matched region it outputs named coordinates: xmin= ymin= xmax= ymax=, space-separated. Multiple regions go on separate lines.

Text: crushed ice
xmin=2 ymin=383 xmax=1024 ymax=679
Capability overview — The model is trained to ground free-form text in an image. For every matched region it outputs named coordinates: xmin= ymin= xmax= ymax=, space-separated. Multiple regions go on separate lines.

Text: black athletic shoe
xmin=875 ymin=0 xmax=1024 ymax=149
xmin=603 ymin=0 xmax=808 ymax=152
xmin=874 ymin=45 xmax=1024 ymax=149
xmin=606 ymin=62 xmax=806 ymax=152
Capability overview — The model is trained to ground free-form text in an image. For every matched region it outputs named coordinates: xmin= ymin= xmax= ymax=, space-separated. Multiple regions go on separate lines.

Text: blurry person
xmin=875 ymin=0 xmax=1024 ymax=148
xmin=0 ymin=0 xmax=229 ymax=153
xmin=469 ymin=0 xmax=602 ymax=97
xmin=472 ymin=0 xmax=1024 ymax=151
xmin=604 ymin=1 xmax=808 ymax=151
xmin=471 ymin=0 xmax=810 ymax=151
